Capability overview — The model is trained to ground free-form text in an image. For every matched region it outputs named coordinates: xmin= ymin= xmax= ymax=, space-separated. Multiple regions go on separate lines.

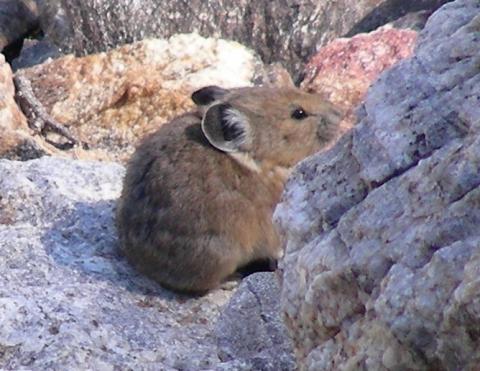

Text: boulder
xmin=0 ymin=156 xmax=238 ymax=369
xmin=215 ymin=272 xmax=296 ymax=371
xmin=15 ymin=34 xmax=266 ymax=162
xmin=38 ymin=0 xmax=452 ymax=76
xmin=302 ymin=26 xmax=417 ymax=134
xmin=274 ymin=0 xmax=480 ymax=369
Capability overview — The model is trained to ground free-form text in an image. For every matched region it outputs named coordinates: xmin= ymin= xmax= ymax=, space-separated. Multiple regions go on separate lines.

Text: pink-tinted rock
xmin=302 ymin=27 xmax=418 ymax=133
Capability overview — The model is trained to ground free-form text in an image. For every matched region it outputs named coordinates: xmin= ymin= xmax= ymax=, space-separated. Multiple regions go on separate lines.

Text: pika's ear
xmin=191 ymin=86 xmax=229 ymax=106
xmin=201 ymin=103 xmax=251 ymax=153
xmin=322 ymin=103 xmax=343 ymax=126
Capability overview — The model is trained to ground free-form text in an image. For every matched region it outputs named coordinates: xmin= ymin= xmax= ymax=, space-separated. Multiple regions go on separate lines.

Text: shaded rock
xmin=387 ymin=10 xmax=434 ymax=31
xmin=0 ymin=53 xmax=50 ymax=160
xmin=302 ymin=27 xmax=417 ymax=134
xmin=215 ymin=272 xmax=296 ymax=371
xmin=345 ymin=0 xmax=451 ymax=36
xmin=39 ymin=0 xmax=452 ymax=77
xmin=0 ymin=0 xmax=39 ymax=55
xmin=11 ymin=38 xmax=61 ymax=70
xmin=17 ymin=34 xmax=266 ymax=162
xmin=274 ymin=0 xmax=480 ymax=369
xmin=0 ymin=156 xmax=238 ymax=369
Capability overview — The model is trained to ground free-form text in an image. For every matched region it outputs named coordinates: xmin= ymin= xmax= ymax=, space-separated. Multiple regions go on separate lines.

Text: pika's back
xmin=116 ymin=85 xmax=341 ymax=294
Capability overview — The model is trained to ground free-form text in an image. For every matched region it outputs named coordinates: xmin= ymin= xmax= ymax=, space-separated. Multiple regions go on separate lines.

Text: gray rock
xmin=38 ymin=0 xmax=452 ymax=77
xmin=0 ymin=157 xmax=238 ymax=369
xmin=11 ymin=38 xmax=61 ymax=70
xmin=345 ymin=0 xmax=451 ymax=36
xmin=274 ymin=0 xmax=480 ymax=369
xmin=0 ymin=0 xmax=38 ymax=52
xmin=215 ymin=272 xmax=296 ymax=371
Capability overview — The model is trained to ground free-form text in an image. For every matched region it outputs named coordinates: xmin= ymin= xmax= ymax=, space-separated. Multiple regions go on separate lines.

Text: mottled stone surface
xmin=0 ymin=156 xmax=240 ymax=369
xmin=274 ymin=0 xmax=480 ymax=369
xmin=215 ymin=272 xmax=296 ymax=371
xmin=17 ymin=34 xmax=265 ymax=162
xmin=38 ymin=0 xmax=452 ymax=76
xmin=302 ymin=26 xmax=417 ymax=134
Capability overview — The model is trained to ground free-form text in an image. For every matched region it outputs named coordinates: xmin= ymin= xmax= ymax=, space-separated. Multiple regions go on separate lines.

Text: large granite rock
xmin=14 ymin=34 xmax=265 ymax=162
xmin=302 ymin=26 xmax=417 ymax=134
xmin=274 ymin=0 xmax=480 ymax=369
xmin=0 ymin=156 xmax=239 ymax=369
xmin=37 ymin=0 xmax=452 ymax=76
xmin=215 ymin=272 xmax=296 ymax=371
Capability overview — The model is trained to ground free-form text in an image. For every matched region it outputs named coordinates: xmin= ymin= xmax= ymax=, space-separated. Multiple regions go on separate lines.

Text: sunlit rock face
xmin=275 ymin=1 xmax=480 ymax=369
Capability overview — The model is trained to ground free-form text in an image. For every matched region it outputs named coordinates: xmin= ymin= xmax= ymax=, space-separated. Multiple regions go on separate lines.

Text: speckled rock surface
xmin=215 ymin=272 xmax=296 ymax=371
xmin=16 ymin=34 xmax=265 ymax=162
xmin=38 ymin=0 xmax=452 ymax=77
xmin=0 ymin=156 xmax=240 ymax=369
xmin=301 ymin=27 xmax=417 ymax=134
xmin=274 ymin=0 xmax=480 ymax=369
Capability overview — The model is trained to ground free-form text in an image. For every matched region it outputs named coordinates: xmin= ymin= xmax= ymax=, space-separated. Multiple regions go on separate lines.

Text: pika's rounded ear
xmin=322 ymin=103 xmax=343 ymax=126
xmin=201 ymin=103 xmax=251 ymax=153
xmin=191 ymin=86 xmax=229 ymax=106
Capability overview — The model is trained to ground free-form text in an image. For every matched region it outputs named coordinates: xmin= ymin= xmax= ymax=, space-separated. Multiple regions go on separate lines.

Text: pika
xmin=116 ymin=85 xmax=341 ymax=294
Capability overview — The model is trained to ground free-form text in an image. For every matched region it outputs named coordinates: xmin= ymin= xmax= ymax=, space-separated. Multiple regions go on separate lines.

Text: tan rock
xmin=19 ymin=33 xmax=265 ymax=162
xmin=0 ymin=53 xmax=49 ymax=160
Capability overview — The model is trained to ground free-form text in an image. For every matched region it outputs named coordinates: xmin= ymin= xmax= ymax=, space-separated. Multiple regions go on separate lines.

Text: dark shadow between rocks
xmin=345 ymin=0 xmax=452 ymax=36
xmin=42 ymin=199 xmax=190 ymax=301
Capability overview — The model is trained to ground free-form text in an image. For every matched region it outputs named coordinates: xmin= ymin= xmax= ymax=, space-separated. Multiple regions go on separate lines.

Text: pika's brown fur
xmin=116 ymin=86 xmax=341 ymax=294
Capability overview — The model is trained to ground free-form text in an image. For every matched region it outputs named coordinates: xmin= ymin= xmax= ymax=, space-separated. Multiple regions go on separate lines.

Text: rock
xmin=301 ymin=27 xmax=417 ymax=134
xmin=274 ymin=0 xmax=480 ymax=369
xmin=345 ymin=0 xmax=451 ymax=36
xmin=16 ymin=34 xmax=266 ymax=162
xmin=215 ymin=272 xmax=296 ymax=371
xmin=0 ymin=0 xmax=39 ymax=54
xmin=0 ymin=53 xmax=50 ymax=160
xmin=11 ymin=38 xmax=61 ymax=70
xmin=39 ymin=0 xmax=452 ymax=77
xmin=0 ymin=156 xmax=240 ymax=369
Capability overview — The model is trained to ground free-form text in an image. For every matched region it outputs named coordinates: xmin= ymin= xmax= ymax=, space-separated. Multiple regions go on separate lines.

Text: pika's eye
xmin=291 ymin=107 xmax=309 ymax=120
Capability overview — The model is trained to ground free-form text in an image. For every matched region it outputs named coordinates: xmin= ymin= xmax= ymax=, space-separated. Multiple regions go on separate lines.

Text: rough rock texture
xmin=37 ymin=0 xmax=452 ymax=76
xmin=0 ymin=156 xmax=243 ymax=369
xmin=0 ymin=53 xmax=48 ymax=160
xmin=274 ymin=0 xmax=480 ymax=369
xmin=215 ymin=272 xmax=296 ymax=371
xmin=0 ymin=0 xmax=38 ymax=52
xmin=302 ymin=26 xmax=417 ymax=134
xmin=16 ymin=34 xmax=265 ymax=162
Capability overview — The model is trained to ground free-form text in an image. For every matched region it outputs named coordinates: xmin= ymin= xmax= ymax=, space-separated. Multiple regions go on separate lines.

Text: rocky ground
xmin=1 ymin=0 xmax=478 ymax=370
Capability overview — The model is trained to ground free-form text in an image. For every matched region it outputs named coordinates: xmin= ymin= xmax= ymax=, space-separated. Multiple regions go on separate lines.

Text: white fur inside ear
xmin=223 ymin=108 xmax=250 ymax=144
